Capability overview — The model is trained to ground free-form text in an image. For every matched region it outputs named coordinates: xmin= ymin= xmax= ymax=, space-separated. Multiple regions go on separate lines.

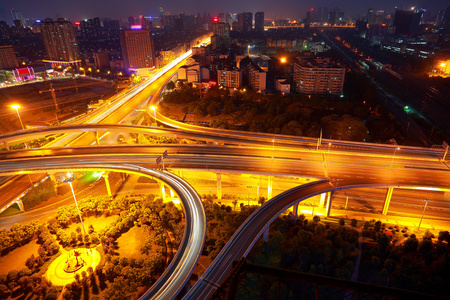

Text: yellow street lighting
xmin=280 ymin=57 xmax=287 ymax=63
xmin=96 ymin=69 xmax=100 ymax=73
xmin=107 ymin=71 xmax=110 ymax=74
xmin=11 ymin=105 xmax=25 ymax=130
xmin=440 ymin=62 xmax=446 ymax=67
xmin=88 ymin=68 xmax=92 ymax=72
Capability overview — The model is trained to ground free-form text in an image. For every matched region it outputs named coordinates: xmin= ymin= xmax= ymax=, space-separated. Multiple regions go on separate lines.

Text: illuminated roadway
xmin=0 ymin=157 xmax=206 ymax=300
xmin=1 ymin=143 xmax=449 ymax=299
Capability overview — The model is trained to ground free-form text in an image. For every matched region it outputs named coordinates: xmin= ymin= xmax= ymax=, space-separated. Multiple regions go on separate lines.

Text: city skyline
xmin=0 ymin=0 xmax=448 ymax=23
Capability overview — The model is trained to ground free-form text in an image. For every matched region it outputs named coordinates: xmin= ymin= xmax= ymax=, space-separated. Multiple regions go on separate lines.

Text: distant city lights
xmin=131 ymin=24 xmax=142 ymax=30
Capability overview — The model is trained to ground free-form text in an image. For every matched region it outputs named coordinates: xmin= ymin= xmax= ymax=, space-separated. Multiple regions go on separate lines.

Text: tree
xmin=339 ymin=218 xmax=345 ymax=226
xmin=350 ymin=219 xmax=357 ymax=227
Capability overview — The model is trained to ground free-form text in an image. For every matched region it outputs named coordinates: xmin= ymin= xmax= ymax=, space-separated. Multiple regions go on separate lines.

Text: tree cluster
xmin=22 ymin=178 xmax=57 ymax=210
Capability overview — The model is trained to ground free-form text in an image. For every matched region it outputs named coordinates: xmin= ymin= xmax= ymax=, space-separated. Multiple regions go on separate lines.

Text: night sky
xmin=0 ymin=0 xmax=448 ymax=23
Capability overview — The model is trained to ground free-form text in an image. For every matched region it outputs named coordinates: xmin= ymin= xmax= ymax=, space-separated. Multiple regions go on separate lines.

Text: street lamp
xmin=390 ymin=147 xmax=400 ymax=167
xmin=150 ymin=106 xmax=157 ymax=125
xmin=62 ymin=173 xmax=86 ymax=235
xmin=418 ymin=199 xmax=431 ymax=230
xmin=11 ymin=105 xmax=25 ymax=130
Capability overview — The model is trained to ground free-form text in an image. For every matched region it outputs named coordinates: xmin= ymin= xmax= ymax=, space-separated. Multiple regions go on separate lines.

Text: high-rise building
xmin=238 ymin=12 xmax=252 ymax=32
xmin=255 ymin=12 xmax=264 ymax=32
xmin=0 ymin=21 xmax=10 ymax=40
xmin=305 ymin=11 xmax=312 ymax=29
xmin=10 ymin=8 xmax=26 ymax=27
xmin=247 ymin=64 xmax=266 ymax=91
xmin=40 ymin=18 xmax=81 ymax=67
xmin=218 ymin=69 xmax=242 ymax=88
xmin=393 ymin=9 xmax=423 ymax=35
xmin=213 ymin=22 xmax=230 ymax=39
xmin=293 ymin=57 xmax=345 ymax=95
xmin=120 ymin=28 xmax=156 ymax=72
xmin=102 ymin=19 xmax=120 ymax=37
xmin=80 ymin=17 xmax=102 ymax=39
xmin=0 ymin=45 xmax=19 ymax=69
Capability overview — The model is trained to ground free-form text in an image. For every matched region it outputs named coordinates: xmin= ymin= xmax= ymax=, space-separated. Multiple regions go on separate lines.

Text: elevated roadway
xmin=0 ymin=157 xmax=206 ymax=300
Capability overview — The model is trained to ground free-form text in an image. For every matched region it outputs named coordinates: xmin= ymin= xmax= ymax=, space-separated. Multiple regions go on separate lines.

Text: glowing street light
xmin=62 ymin=173 xmax=86 ymax=235
xmin=150 ymin=106 xmax=157 ymax=125
xmin=418 ymin=199 xmax=431 ymax=230
xmin=11 ymin=105 xmax=25 ymax=130
xmin=390 ymin=147 xmax=400 ymax=167
xmin=280 ymin=57 xmax=287 ymax=63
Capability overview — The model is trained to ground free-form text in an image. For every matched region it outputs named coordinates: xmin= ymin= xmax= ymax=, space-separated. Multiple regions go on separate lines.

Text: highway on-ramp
xmin=0 ymin=157 xmax=206 ymax=300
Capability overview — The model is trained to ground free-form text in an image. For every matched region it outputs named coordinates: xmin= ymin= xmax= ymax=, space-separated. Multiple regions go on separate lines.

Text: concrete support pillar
xmin=325 ymin=191 xmax=334 ymax=218
xmin=3 ymin=141 xmax=7 ymax=150
xmin=103 ymin=174 xmax=112 ymax=198
xmin=263 ymin=225 xmax=269 ymax=242
xmin=382 ymin=187 xmax=394 ymax=215
xmin=159 ymin=182 xmax=166 ymax=201
xmin=170 ymin=189 xmax=174 ymax=198
xmin=267 ymin=176 xmax=273 ymax=200
xmin=95 ymin=131 xmax=100 ymax=145
xmin=319 ymin=193 xmax=326 ymax=207
xmin=16 ymin=199 xmax=25 ymax=211
xmin=216 ymin=173 xmax=222 ymax=200
xmin=292 ymin=203 xmax=299 ymax=222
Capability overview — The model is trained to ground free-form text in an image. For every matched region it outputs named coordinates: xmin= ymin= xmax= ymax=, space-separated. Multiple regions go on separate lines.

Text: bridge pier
xmin=267 ymin=176 xmax=273 ymax=199
xmin=216 ymin=173 xmax=222 ymax=200
xmin=95 ymin=131 xmax=100 ymax=145
xmin=325 ymin=191 xmax=334 ymax=218
xmin=263 ymin=225 xmax=269 ymax=242
xmin=319 ymin=193 xmax=327 ymax=207
xmin=103 ymin=174 xmax=112 ymax=197
xmin=382 ymin=187 xmax=394 ymax=215
xmin=15 ymin=199 xmax=25 ymax=211
xmin=292 ymin=203 xmax=299 ymax=222
xmin=159 ymin=182 xmax=166 ymax=201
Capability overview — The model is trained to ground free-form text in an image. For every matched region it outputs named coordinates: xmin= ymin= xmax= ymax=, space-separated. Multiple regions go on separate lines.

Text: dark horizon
xmin=0 ymin=0 xmax=448 ymax=24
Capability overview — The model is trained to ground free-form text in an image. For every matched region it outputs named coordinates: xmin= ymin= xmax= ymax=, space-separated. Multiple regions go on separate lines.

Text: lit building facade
xmin=218 ymin=69 xmax=242 ymax=88
xmin=293 ymin=57 xmax=345 ymax=95
xmin=0 ymin=45 xmax=19 ymax=69
xmin=120 ymin=28 xmax=156 ymax=72
xmin=247 ymin=64 xmax=266 ymax=92
xmin=40 ymin=18 xmax=81 ymax=67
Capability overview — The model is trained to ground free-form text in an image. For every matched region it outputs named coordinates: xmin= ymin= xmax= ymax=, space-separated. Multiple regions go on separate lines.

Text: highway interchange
xmin=0 ymin=41 xmax=449 ymax=299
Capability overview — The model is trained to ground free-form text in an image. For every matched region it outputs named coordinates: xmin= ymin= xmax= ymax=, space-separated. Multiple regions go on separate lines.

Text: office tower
xmin=0 ymin=45 xmax=19 ymax=69
xmin=40 ymin=18 xmax=81 ymax=67
xmin=238 ymin=12 xmax=252 ymax=32
xmin=329 ymin=11 xmax=336 ymax=26
xmin=120 ymin=28 xmax=156 ymax=71
xmin=255 ymin=12 xmax=264 ymax=32
xmin=293 ymin=57 xmax=345 ymax=95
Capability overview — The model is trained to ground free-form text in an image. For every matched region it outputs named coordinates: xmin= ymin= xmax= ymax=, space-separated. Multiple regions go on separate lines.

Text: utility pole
xmin=418 ymin=199 xmax=431 ymax=230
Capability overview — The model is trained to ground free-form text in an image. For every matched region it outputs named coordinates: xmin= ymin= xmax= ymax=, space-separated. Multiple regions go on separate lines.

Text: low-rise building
xmin=217 ymin=69 xmax=242 ymax=88
xmin=275 ymin=79 xmax=290 ymax=94
xmin=293 ymin=57 xmax=345 ymax=95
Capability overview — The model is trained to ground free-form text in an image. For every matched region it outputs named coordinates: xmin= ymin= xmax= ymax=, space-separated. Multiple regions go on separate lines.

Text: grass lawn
xmin=66 ymin=215 xmax=117 ymax=234
xmin=0 ymin=239 xmax=40 ymax=274
xmin=116 ymin=226 xmax=149 ymax=259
